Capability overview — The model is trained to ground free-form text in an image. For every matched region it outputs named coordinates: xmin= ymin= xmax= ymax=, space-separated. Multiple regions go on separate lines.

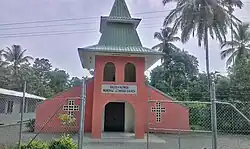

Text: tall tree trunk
xmin=230 ymin=7 xmax=235 ymax=67
xmin=13 ymin=62 xmax=18 ymax=90
xmin=204 ymin=26 xmax=211 ymax=98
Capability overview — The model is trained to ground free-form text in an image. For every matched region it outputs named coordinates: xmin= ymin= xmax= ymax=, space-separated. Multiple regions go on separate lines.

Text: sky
xmin=0 ymin=0 xmax=250 ymax=78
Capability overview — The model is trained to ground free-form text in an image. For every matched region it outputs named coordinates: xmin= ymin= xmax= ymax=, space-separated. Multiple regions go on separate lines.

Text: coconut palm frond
xmin=169 ymin=37 xmax=181 ymax=42
xmin=162 ymin=0 xmax=178 ymax=5
xmin=221 ymin=22 xmax=250 ymax=65
xmin=1 ymin=45 xmax=33 ymax=68
xmin=154 ymin=32 xmax=164 ymax=41
xmin=0 ymin=60 xmax=9 ymax=68
xmin=220 ymin=48 xmax=235 ymax=60
xmin=221 ymin=0 xmax=243 ymax=9
xmin=227 ymin=50 xmax=240 ymax=66
xmin=153 ymin=24 xmax=181 ymax=55
xmin=164 ymin=5 xmax=184 ymax=26
xmin=169 ymin=43 xmax=181 ymax=51
xmin=221 ymin=40 xmax=240 ymax=48
xmin=152 ymin=43 xmax=163 ymax=51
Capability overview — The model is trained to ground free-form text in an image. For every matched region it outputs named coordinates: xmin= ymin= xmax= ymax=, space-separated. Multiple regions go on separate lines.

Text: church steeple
xmin=109 ymin=0 xmax=131 ymax=18
xmin=98 ymin=0 xmax=142 ymax=46
xmin=99 ymin=0 xmax=141 ymax=34
xmin=78 ymin=0 xmax=162 ymax=70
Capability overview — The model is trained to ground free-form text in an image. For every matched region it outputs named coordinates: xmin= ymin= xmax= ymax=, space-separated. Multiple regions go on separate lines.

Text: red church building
xmin=35 ymin=0 xmax=190 ymax=139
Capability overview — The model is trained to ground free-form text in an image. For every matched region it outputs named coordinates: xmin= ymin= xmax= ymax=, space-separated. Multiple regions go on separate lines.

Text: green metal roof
xmin=98 ymin=23 xmax=141 ymax=46
xmin=79 ymin=45 xmax=161 ymax=55
xmin=109 ymin=0 xmax=131 ymax=18
xmin=79 ymin=0 xmax=162 ymax=56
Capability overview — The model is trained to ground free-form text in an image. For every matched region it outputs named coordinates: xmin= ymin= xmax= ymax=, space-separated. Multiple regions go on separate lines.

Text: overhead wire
xmin=0 ymin=17 xmax=165 ymax=31
xmin=0 ymin=2 xmax=250 ymax=38
xmin=0 ymin=14 xmax=250 ymax=31
xmin=1 ymin=1 xmax=250 ymax=27
xmin=1 ymin=16 xmax=250 ymax=38
xmin=0 ymin=25 xmax=163 ymax=38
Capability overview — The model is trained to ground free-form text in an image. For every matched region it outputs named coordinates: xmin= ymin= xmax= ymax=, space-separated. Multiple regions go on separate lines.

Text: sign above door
xmin=101 ymin=84 xmax=137 ymax=94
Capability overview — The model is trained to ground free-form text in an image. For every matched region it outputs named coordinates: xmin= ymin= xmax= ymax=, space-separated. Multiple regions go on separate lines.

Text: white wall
xmin=124 ymin=102 xmax=135 ymax=132
xmin=0 ymin=113 xmax=36 ymax=125
xmin=3 ymin=96 xmax=21 ymax=114
xmin=102 ymin=111 xmax=104 ymax=132
xmin=0 ymin=95 xmax=40 ymax=125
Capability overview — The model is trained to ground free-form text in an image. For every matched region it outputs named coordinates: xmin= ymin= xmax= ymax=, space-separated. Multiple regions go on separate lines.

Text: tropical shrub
xmin=188 ymin=103 xmax=211 ymax=130
xmin=48 ymin=134 xmax=77 ymax=149
xmin=58 ymin=114 xmax=76 ymax=126
xmin=17 ymin=140 xmax=48 ymax=149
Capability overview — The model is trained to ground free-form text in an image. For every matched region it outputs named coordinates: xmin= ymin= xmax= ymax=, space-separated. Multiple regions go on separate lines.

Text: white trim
xmin=0 ymin=88 xmax=45 ymax=100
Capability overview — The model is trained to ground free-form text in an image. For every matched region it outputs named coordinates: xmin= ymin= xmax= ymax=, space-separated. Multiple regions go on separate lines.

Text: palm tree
xmin=153 ymin=26 xmax=181 ymax=52
xmin=153 ymin=26 xmax=181 ymax=91
xmin=0 ymin=50 xmax=9 ymax=70
xmin=1 ymin=45 xmax=33 ymax=76
xmin=153 ymin=26 xmax=181 ymax=65
xmin=0 ymin=50 xmax=10 ymax=88
xmin=0 ymin=60 xmax=8 ymax=67
xmin=220 ymin=0 xmax=243 ymax=68
xmin=162 ymin=0 xmax=241 ymax=97
xmin=221 ymin=23 xmax=250 ymax=66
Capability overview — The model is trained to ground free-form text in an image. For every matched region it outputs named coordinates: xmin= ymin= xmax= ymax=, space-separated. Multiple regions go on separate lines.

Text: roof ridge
xmin=0 ymin=88 xmax=45 ymax=100
xmin=81 ymin=44 xmax=162 ymax=55
xmin=109 ymin=0 xmax=131 ymax=18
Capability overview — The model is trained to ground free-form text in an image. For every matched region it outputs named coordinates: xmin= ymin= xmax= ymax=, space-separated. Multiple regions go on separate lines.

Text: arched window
xmin=124 ymin=62 xmax=136 ymax=82
xmin=103 ymin=62 xmax=116 ymax=81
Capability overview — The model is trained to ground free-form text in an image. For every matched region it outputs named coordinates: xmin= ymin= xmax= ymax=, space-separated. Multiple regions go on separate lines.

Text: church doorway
xmin=104 ymin=102 xmax=125 ymax=132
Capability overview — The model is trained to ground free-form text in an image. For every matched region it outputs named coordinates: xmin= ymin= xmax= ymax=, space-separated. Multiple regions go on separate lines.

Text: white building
xmin=0 ymin=88 xmax=45 ymax=125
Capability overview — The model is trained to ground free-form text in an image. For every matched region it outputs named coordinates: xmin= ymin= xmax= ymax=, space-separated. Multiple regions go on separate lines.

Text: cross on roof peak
xmin=109 ymin=0 xmax=131 ymax=18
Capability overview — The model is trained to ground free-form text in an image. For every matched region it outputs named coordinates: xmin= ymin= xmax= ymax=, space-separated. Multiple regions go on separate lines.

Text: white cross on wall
xmin=151 ymin=102 xmax=166 ymax=123
xmin=63 ymin=100 xmax=79 ymax=117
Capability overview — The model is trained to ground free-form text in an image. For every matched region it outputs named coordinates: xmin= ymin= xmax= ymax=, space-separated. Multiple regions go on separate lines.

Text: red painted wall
xmin=91 ymin=56 xmax=148 ymax=139
xmin=147 ymin=87 xmax=190 ymax=133
xmin=35 ymin=55 xmax=190 ymax=137
xmin=35 ymin=87 xmax=81 ymax=133
xmin=84 ymin=79 xmax=94 ymax=132
xmin=35 ymin=79 xmax=94 ymax=133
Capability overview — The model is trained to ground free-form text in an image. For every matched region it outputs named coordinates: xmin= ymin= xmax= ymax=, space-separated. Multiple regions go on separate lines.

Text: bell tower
xmin=78 ymin=0 xmax=162 ymax=139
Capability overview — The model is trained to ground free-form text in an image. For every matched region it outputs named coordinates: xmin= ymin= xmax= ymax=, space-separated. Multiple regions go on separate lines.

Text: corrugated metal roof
xmin=79 ymin=45 xmax=162 ymax=55
xmin=0 ymin=88 xmax=46 ymax=100
xmin=109 ymin=0 xmax=131 ymax=18
xmin=79 ymin=0 xmax=162 ymax=56
xmin=98 ymin=23 xmax=142 ymax=46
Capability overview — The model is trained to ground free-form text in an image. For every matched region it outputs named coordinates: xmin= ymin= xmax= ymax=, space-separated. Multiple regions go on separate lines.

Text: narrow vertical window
xmin=7 ymin=101 xmax=14 ymax=114
xmin=124 ymin=62 xmax=136 ymax=82
xmin=103 ymin=62 xmax=116 ymax=81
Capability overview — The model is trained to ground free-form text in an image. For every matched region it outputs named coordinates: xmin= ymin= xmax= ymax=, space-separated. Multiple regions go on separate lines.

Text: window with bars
xmin=7 ymin=100 xmax=14 ymax=114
